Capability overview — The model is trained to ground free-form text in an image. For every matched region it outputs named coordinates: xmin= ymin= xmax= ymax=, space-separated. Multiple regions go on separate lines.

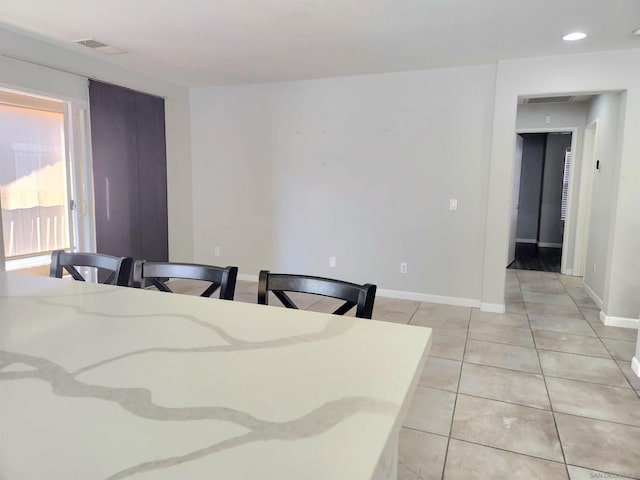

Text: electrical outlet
xmin=545 ymin=115 xmax=551 ymax=124
xmin=449 ymin=199 xmax=458 ymax=211
xmin=214 ymin=246 xmax=220 ymax=256
xmin=400 ymin=262 xmax=408 ymax=274
xmin=329 ymin=256 xmax=336 ymax=268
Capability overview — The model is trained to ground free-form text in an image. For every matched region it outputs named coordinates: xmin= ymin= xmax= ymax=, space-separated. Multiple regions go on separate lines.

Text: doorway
xmin=0 ymin=89 xmax=80 ymax=274
xmin=508 ymin=131 xmax=574 ymax=273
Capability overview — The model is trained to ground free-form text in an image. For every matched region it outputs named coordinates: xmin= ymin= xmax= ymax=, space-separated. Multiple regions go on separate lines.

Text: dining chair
xmin=49 ymin=250 xmax=133 ymax=286
xmin=131 ymin=260 xmax=238 ymax=300
xmin=257 ymin=270 xmax=377 ymax=319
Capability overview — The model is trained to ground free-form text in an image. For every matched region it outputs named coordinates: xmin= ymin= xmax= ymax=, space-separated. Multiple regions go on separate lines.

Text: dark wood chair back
xmin=258 ymin=270 xmax=376 ymax=319
xmin=131 ymin=261 xmax=238 ymax=300
xmin=49 ymin=250 xmax=133 ymax=286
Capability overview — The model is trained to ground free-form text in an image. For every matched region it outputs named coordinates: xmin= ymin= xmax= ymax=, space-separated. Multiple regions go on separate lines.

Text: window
xmin=0 ymin=91 xmax=71 ymax=263
xmin=561 ymin=148 xmax=571 ymax=221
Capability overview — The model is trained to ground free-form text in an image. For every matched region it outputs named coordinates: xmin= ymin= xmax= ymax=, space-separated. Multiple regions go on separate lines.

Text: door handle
xmin=105 ymin=177 xmax=111 ymax=222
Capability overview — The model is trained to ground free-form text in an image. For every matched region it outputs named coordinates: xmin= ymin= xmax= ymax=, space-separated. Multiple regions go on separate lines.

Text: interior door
xmin=508 ymin=134 xmax=524 ymax=266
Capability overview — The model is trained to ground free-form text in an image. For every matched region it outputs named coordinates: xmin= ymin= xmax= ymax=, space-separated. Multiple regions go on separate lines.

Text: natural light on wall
xmin=0 ymin=91 xmax=70 ymax=265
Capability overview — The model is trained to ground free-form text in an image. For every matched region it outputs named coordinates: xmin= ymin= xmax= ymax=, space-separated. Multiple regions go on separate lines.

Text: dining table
xmin=0 ymin=270 xmax=432 ymax=480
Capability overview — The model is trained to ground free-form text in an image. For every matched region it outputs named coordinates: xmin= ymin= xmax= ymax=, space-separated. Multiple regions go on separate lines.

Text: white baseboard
xmin=377 ymin=288 xmax=480 ymax=308
xmin=480 ymin=302 xmax=506 ymax=313
xmin=632 ymin=357 xmax=640 ymax=378
xmin=237 ymin=273 xmax=259 ymax=282
xmin=561 ymin=268 xmax=573 ymax=276
xmin=516 ymin=238 xmax=537 ymax=244
xmin=237 ymin=276 xmax=481 ymax=309
xmin=583 ymin=282 xmax=604 ymax=309
xmin=599 ymin=310 xmax=640 ymax=329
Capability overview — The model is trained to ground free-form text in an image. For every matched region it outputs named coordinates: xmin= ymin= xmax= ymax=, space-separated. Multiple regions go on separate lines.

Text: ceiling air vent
xmin=75 ymin=39 xmax=125 ymax=55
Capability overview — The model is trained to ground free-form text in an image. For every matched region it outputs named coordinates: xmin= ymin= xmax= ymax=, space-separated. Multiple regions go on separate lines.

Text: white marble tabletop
xmin=0 ymin=271 xmax=431 ymax=480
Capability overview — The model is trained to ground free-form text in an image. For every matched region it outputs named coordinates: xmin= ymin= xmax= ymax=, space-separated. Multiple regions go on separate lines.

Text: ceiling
xmin=1 ymin=0 xmax=639 ymax=87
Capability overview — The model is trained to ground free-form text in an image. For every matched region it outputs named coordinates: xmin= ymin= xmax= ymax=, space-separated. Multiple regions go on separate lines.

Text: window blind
xmin=561 ymin=149 xmax=572 ymax=221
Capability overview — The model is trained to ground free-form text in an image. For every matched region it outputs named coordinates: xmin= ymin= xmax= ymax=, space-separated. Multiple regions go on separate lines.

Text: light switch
xmin=449 ymin=199 xmax=458 ymax=211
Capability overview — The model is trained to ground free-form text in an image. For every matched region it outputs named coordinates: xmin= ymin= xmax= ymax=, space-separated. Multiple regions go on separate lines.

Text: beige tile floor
xmin=170 ymin=270 xmax=640 ymax=480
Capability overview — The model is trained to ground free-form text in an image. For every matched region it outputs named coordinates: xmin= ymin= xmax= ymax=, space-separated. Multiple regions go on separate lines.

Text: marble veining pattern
xmin=0 ymin=272 xmax=431 ymax=479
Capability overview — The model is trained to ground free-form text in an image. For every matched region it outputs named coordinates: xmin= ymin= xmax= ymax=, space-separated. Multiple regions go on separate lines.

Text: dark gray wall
xmin=516 ymin=134 xmax=546 ymax=240
xmin=539 ymin=133 xmax=571 ymax=245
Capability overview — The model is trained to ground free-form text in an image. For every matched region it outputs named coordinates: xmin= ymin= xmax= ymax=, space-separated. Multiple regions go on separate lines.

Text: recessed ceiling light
xmin=563 ymin=32 xmax=587 ymax=41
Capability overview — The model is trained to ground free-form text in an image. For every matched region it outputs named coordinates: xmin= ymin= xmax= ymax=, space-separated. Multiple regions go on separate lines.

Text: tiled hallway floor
xmin=398 ymin=269 xmax=639 ymax=480
xmin=172 ymin=270 xmax=640 ymax=480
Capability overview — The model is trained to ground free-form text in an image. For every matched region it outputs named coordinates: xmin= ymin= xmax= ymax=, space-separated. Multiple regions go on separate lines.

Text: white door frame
xmin=573 ymin=120 xmax=598 ymax=277
xmin=0 ymin=84 xmax=94 ymax=271
xmin=508 ymin=134 xmax=524 ymax=266
xmin=514 ymin=127 xmax=578 ymax=275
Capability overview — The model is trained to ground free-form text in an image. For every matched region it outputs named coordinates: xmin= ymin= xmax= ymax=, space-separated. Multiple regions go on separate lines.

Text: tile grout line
xmin=448 ymin=389 xmax=640 ymax=430
xmin=401 ymin=425 xmax=449 ymax=438
xmin=458 ymin=357 xmax=634 ymax=390
xmin=529 ymin=342 xmax=614 ymax=361
xmin=551 ymin=410 xmax=640 ymax=431
xmin=466 ymin=326 xmax=628 ymax=362
xmin=465 ymin=336 xmax=534 ymax=348
xmin=447 ymin=437 xmax=567 ymax=467
xmin=439 ymin=305 xmax=472 ymax=480
xmin=462 ymin=358 xmax=540 ymax=375
xmin=404 ymin=301 xmax=422 ymax=325
xmin=608 ymin=357 xmax=639 ymax=391
xmin=453 ymin=391 xmax=550 ymax=411
xmin=530 ymin=344 xmax=612 ymax=361
xmin=518 ymin=273 xmax=633 ymax=392
xmin=562 ymin=274 xmax=600 ymax=337
xmin=534 ymin=273 xmax=640 ymax=470
xmin=600 ymin=339 xmax=636 ymax=362
xmin=401 ymin=424 xmax=638 ymax=476
xmin=566 ymin=463 xmax=640 ymax=480
xmin=541 ymin=372 xmax=635 ymax=390
xmin=472 ymin=271 xmax=640 ymax=477
xmin=568 ymin=279 xmax=640 ymax=392
xmin=525 ymin=272 xmax=570 ymax=477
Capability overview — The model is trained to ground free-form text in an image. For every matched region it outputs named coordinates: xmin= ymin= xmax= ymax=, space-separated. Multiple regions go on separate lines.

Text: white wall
xmin=191 ymin=64 xmax=497 ymax=303
xmin=482 ymin=48 xmax=640 ymax=320
xmin=516 ymin=102 xmax=588 ymax=267
xmin=605 ymin=90 xmax=640 ymax=319
xmin=583 ymin=93 xmax=622 ymax=305
xmin=0 ymin=26 xmax=194 ymax=263
xmin=517 ymin=102 xmax=588 ymax=130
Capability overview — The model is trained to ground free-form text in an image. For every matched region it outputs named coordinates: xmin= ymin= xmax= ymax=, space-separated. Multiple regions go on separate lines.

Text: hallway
xmin=508 ymin=242 xmax=562 ymax=272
